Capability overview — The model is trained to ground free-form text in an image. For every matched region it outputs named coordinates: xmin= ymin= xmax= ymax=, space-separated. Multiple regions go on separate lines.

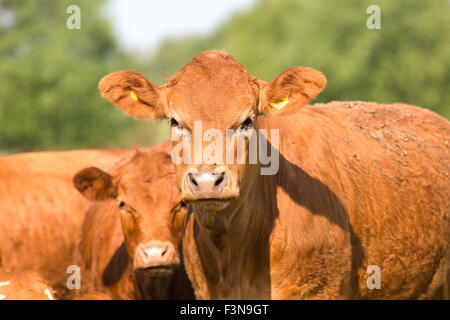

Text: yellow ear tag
xmin=130 ymin=91 xmax=138 ymax=101
xmin=269 ymin=95 xmax=289 ymax=110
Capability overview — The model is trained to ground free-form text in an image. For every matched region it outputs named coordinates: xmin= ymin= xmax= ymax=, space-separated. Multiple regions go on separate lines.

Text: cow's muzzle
xmin=133 ymin=241 xmax=179 ymax=277
xmin=182 ymin=167 xmax=237 ymax=202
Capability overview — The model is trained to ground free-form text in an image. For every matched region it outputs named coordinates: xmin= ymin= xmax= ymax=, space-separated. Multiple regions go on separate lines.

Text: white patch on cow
xmin=0 ymin=294 xmax=5 ymax=300
xmin=44 ymin=289 xmax=54 ymax=300
xmin=0 ymin=281 xmax=10 ymax=287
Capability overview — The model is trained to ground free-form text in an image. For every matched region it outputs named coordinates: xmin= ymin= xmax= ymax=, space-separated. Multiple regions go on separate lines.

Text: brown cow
xmin=73 ymin=142 xmax=195 ymax=299
xmin=0 ymin=149 xmax=133 ymax=298
xmin=0 ymin=271 xmax=55 ymax=300
xmin=98 ymin=50 xmax=449 ymax=299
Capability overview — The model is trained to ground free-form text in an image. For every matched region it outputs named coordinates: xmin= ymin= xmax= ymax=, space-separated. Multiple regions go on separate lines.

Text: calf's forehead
xmin=112 ymin=152 xmax=177 ymax=203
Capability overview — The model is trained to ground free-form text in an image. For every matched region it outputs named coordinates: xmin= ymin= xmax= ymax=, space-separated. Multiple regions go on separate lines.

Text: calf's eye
xmin=119 ymin=201 xmax=126 ymax=209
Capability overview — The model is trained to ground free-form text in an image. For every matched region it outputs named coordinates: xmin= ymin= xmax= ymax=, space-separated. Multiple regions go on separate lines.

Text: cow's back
xmin=267 ymin=101 xmax=449 ymax=298
xmin=0 ymin=149 xmax=133 ymax=297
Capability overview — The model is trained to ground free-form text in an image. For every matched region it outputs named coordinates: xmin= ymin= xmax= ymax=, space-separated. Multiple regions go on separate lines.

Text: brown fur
xmin=0 ymin=149 xmax=133 ymax=298
xmin=72 ymin=292 xmax=112 ymax=300
xmin=74 ymin=142 xmax=194 ymax=299
xmin=182 ymin=101 xmax=449 ymax=299
xmin=0 ymin=271 xmax=55 ymax=300
xmin=99 ymin=51 xmax=449 ymax=299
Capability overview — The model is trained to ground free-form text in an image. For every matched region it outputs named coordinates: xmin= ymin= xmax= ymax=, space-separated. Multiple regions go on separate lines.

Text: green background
xmin=0 ymin=0 xmax=448 ymax=153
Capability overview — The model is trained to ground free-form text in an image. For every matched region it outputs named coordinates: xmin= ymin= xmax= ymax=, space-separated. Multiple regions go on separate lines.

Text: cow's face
xmin=73 ymin=151 xmax=187 ymax=277
xmin=99 ymin=51 xmax=326 ymax=228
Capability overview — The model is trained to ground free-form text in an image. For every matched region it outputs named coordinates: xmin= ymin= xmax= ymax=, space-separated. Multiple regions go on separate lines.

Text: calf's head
xmin=73 ymin=149 xmax=187 ymax=277
xmin=98 ymin=50 xmax=326 ymax=228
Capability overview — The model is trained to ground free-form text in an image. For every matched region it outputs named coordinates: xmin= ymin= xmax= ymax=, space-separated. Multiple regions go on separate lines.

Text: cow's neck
xmin=192 ymin=174 xmax=276 ymax=299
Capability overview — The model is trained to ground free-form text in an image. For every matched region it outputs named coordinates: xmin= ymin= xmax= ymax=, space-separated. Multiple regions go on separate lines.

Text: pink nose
xmin=186 ymin=170 xmax=228 ymax=197
xmin=133 ymin=241 xmax=178 ymax=270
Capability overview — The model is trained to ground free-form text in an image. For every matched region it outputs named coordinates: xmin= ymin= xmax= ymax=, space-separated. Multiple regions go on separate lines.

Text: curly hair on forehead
xmin=165 ymin=50 xmax=255 ymax=88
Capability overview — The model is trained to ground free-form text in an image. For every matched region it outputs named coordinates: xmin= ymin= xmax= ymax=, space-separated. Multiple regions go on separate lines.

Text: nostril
xmin=161 ymin=246 xmax=168 ymax=257
xmin=214 ymin=172 xmax=225 ymax=186
xmin=188 ymin=173 xmax=198 ymax=187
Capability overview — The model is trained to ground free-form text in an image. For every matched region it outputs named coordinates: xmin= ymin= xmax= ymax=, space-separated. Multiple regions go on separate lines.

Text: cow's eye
xmin=169 ymin=118 xmax=181 ymax=128
xmin=119 ymin=201 xmax=126 ymax=209
xmin=238 ymin=117 xmax=253 ymax=131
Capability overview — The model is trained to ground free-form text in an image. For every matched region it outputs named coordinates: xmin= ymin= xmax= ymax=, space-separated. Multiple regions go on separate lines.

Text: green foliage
xmin=0 ymin=0 xmax=147 ymax=152
xmin=145 ymin=0 xmax=450 ymax=118
xmin=1 ymin=0 xmax=448 ymax=153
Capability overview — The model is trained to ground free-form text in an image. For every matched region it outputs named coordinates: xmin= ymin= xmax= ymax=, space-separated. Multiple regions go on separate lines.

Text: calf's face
xmin=73 ymin=151 xmax=187 ymax=277
xmin=98 ymin=50 xmax=326 ymax=229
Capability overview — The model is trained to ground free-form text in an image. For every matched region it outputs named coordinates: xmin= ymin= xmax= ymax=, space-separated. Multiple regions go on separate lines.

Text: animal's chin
xmin=138 ymin=265 xmax=175 ymax=278
xmin=190 ymin=198 xmax=233 ymax=212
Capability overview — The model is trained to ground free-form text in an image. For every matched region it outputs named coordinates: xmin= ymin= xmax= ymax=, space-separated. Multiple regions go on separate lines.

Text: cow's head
xmin=73 ymin=148 xmax=187 ymax=277
xmin=98 ymin=50 xmax=326 ymax=229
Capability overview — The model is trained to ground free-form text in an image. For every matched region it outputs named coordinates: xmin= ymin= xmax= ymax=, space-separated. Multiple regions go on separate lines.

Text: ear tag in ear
xmin=130 ymin=91 xmax=138 ymax=101
xmin=269 ymin=95 xmax=289 ymax=110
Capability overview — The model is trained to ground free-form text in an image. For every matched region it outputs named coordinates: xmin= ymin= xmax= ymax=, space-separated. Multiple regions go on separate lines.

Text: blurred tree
xmin=145 ymin=0 xmax=450 ymax=118
xmin=1 ymin=0 xmax=448 ymax=153
xmin=0 ymin=0 xmax=144 ymax=152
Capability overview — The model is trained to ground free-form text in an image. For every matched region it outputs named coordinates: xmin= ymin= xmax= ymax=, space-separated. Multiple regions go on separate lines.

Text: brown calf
xmin=98 ymin=51 xmax=449 ymax=299
xmin=73 ymin=142 xmax=194 ymax=299
xmin=0 ymin=149 xmax=132 ymax=298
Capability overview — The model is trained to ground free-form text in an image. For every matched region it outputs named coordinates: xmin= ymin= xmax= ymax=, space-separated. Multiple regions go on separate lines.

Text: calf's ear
xmin=98 ymin=71 xmax=165 ymax=120
xmin=73 ymin=167 xmax=118 ymax=201
xmin=258 ymin=67 xmax=326 ymax=116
